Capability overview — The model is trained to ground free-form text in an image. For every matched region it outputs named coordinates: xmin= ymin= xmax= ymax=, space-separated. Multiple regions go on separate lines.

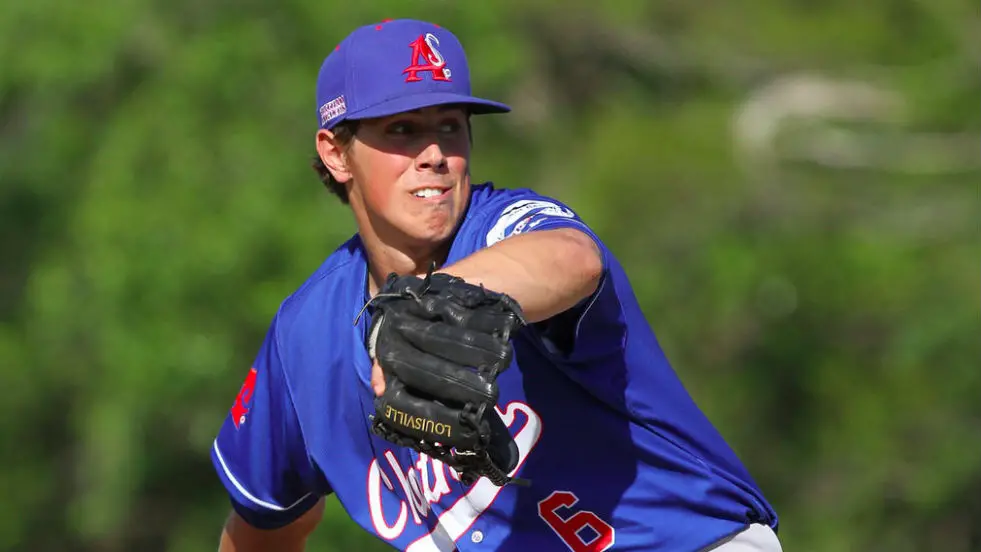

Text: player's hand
xmin=371 ymin=359 xmax=386 ymax=397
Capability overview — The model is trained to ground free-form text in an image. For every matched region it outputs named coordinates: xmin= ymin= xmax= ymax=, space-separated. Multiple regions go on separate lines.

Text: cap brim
xmin=344 ymin=92 xmax=510 ymax=123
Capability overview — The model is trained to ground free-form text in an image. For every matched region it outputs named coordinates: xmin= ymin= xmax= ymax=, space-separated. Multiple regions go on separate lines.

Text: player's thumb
xmin=371 ymin=359 xmax=386 ymax=397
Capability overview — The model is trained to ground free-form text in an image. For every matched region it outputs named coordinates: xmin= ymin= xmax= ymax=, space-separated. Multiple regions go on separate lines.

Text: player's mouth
xmin=410 ymin=186 xmax=452 ymax=200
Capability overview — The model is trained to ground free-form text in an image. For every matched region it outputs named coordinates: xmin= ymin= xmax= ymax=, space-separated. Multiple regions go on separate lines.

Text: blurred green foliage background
xmin=1 ymin=1 xmax=977 ymax=551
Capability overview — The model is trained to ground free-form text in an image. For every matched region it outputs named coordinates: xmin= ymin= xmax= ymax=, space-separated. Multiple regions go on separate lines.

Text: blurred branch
xmin=779 ymin=127 xmax=981 ymax=174
xmin=731 ymin=72 xmax=981 ymax=174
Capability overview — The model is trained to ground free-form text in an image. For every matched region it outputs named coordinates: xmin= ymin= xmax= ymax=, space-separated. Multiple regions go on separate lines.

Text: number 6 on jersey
xmin=538 ymin=491 xmax=615 ymax=552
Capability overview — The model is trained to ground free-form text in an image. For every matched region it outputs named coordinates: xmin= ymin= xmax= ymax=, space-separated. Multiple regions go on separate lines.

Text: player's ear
xmin=316 ymin=128 xmax=353 ymax=184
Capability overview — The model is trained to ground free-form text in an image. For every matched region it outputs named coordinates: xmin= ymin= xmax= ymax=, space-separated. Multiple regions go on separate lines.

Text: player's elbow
xmin=580 ymin=236 xmax=605 ymax=290
xmin=556 ymin=228 xmax=604 ymax=295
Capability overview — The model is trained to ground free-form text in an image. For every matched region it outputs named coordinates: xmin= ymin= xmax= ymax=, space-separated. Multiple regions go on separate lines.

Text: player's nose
xmin=415 ymin=141 xmax=448 ymax=173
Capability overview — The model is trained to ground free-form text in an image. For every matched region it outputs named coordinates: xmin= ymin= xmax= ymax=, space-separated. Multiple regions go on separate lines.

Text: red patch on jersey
xmin=231 ymin=367 xmax=258 ymax=429
xmin=403 ymin=33 xmax=451 ymax=82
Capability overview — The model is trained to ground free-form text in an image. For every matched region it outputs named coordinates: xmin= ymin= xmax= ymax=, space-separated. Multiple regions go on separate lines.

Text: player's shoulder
xmin=467 ymin=182 xmax=571 ymax=215
xmin=271 ymin=234 xmax=366 ymax=338
xmin=465 ymin=181 xmax=576 ymax=222
xmin=461 ymin=182 xmax=583 ymax=247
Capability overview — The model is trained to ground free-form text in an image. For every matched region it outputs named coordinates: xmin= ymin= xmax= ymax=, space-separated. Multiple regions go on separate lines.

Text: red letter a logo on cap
xmin=404 ymin=33 xmax=451 ymax=82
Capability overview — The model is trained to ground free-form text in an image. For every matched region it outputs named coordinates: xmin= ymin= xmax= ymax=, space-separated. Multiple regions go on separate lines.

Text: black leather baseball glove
xmin=363 ymin=268 xmax=528 ymax=487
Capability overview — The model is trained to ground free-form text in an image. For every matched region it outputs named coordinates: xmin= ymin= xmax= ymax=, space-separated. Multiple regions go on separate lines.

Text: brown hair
xmin=311 ymin=120 xmax=360 ymax=204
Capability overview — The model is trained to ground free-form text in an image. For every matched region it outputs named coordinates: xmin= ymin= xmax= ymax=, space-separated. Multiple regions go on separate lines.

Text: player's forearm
xmin=218 ymin=522 xmax=308 ymax=552
xmin=218 ymin=500 xmax=323 ymax=552
xmin=439 ymin=228 xmax=603 ymax=324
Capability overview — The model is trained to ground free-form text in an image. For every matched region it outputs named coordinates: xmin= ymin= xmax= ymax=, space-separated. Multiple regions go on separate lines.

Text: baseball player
xmin=211 ymin=18 xmax=782 ymax=552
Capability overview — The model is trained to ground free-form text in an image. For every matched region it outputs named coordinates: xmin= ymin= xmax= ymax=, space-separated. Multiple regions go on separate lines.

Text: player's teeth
xmin=413 ymin=188 xmax=443 ymax=198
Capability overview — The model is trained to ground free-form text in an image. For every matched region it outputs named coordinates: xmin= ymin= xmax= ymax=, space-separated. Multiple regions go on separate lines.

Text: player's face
xmin=347 ymin=106 xmax=471 ymax=248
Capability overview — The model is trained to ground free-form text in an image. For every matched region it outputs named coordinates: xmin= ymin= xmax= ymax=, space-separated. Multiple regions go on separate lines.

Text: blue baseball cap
xmin=316 ymin=19 xmax=511 ymax=130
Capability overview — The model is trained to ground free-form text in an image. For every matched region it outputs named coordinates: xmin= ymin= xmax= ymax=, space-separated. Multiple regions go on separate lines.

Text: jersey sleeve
xmin=210 ymin=314 xmax=325 ymax=529
xmin=478 ymin=192 xmax=626 ymax=362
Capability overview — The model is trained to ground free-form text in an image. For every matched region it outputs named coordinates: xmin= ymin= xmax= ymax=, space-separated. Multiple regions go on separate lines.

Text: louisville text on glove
xmin=384 ymin=405 xmax=453 ymax=438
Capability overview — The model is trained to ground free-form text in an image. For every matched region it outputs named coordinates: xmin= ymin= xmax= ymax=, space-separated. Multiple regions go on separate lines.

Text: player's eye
xmin=438 ymin=119 xmax=463 ymax=134
xmin=385 ymin=121 xmax=418 ymax=136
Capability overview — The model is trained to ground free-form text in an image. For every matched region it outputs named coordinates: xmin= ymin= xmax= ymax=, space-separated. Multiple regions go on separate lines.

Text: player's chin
xmin=405 ymin=213 xmax=461 ymax=244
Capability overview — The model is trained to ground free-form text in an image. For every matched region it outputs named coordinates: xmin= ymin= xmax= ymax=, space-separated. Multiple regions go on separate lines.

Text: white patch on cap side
xmin=319 ymin=95 xmax=347 ymax=125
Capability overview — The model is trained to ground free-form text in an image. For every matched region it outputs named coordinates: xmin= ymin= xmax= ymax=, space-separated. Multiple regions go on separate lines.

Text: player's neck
xmin=361 ymin=236 xmax=450 ymax=297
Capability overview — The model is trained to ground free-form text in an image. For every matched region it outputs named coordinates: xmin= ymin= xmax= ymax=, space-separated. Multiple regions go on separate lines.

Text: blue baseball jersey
xmin=211 ymin=183 xmax=778 ymax=551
